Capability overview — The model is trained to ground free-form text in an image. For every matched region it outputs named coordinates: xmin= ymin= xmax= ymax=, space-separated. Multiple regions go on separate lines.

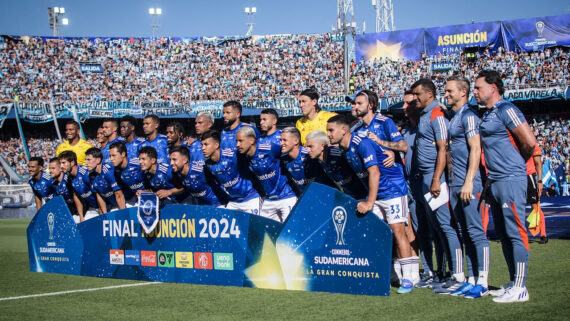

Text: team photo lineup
xmin=25 ymin=68 xmax=541 ymax=303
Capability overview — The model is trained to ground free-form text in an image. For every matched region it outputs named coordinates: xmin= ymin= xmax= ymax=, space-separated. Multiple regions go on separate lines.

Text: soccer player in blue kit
xmin=120 ymin=115 xmax=145 ymax=161
xmin=259 ymin=108 xmax=281 ymax=147
xmin=236 ymin=126 xmax=297 ymax=223
xmin=349 ymin=89 xmax=420 ymax=286
xmin=474 ymin=70 xmax=537 ymax=303
xmin=201 ymin=130 xmax=262 ymax=213
xmin=28 ymin=156 xmax=56 ymax=210
xmin=101 ymin=119 xmax=125 ymax=164
xmin=444 ymin=75 xmax=491 ymax=298
xmin=106 ymin=142 xmax=145 ymax=208
xmin=280 ymin=127 xmax=328 ymax=196
xmin=59 ymin=151 xmax=100 ymax=221
xmin=221 ymin=101 xmax=260 ymax=153
xmin=326 ymin=115 xmax=415 ymax=294
xmin=49 ymin=157 xmax=83 ymax=222
xmin=169 ymin=145 xmax=221 ymax=207
xmin=305 ymin=130 xmax=368 ymax=200
xmin=166 ymin=121 xmax=189 ymax=155
xmin=411 ymin=78 xmax=464 ymax=290
xmin=141 ymin=114 xmax=169 ymax=164
xmin=85 ymin=148 xmax=118 ymax=213
xmin=138 ymin=146 xmax=187 ymax=204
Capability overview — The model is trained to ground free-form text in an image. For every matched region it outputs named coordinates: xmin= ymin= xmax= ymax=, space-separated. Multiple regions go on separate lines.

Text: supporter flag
xmin=137 ymin=192 xmax=160 ymax=234
xmin=542 ymin=159 xmax=557 ymax=188
xmin=554 ymin=164 xmax=565 ymax=195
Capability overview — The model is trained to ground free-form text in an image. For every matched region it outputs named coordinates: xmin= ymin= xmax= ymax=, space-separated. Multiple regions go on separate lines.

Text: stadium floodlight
xmin=149 ymin=8 xmax=162 ymax=40
xmin=244 ymin=6 xmax=257 ymax=37
xmin=48 ymin=6 xmax=68 ymax=37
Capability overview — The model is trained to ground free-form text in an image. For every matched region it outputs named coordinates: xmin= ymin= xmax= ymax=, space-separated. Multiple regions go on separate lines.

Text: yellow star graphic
xmin=366 ymin=40 xmax=402 ymax=61
xmin=245 ymin=234 xmax=308 ymax=291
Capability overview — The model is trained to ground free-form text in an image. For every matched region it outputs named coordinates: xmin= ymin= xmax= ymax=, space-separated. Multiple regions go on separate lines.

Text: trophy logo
xmin=47 ymin=213 xmax=55 ymax=240
xmin=536 ymin=21 xmax=544 ymax=38
xmin=332 ymin=206 xmax=347 ymax=245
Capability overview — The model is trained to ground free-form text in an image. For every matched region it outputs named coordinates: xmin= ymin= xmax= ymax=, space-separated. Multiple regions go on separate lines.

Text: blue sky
xmin=0 ymin=0 xmax=568 ymax=38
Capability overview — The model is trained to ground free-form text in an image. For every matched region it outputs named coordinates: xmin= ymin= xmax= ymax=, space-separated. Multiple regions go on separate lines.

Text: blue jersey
xmin=54 ymin=173 xmax=77 ymax=212
xmin=177 ymin=162 xmax=220 ymax=206
xmin=126 ymin=137 xmax=146 ymax=161
xmin=102 ymin=136 xmax=126 ymax=164
xmin=480 ymin=100 xmax=527 ymax=180
xmin=319 ymin=146 xmax=368 ymax=200
xmin=103 ymin=158 xmax=145 ymax=201
xmin=352 ymin=113 xmax=404 ymax=143
xmin=449 ymin=104 xmax=483 ymax=187
xmin=143 ymin=163 xmax=188 ymax=203
xmin=29 ymin=172 xmax=56 ymax=203
xmin=221 ymin=122 xmax=260 ymax=154
xmin=401 ymin=123 xmax=418 ymax=179
xmin=259 ymin=130 xmax=282 ymax=150
xmin=247 ymin=140 xmax=295 ymax=200
xmin=141 ymin=134 xmax=169 ymax=164
xmin=90 ymin=167 xmax=118 ymax=206
xmin=415 ymin=101 xmax=449 ymax=174
xmin=205 ymin=147 xmax=259 ymax=202
xmin=71 ymin=165 xmax=98 ymax=209
xmin=344 ymin=133 xmax=407 ymax=200
xmin=282 ymin=146 xmax=323 ymax=196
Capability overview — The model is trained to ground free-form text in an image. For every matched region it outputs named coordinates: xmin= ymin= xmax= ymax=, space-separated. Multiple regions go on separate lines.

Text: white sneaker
xmin=492 ymin=286 xmax=529 ymax=303
xmin=489 ymin=282 xmax=513 ymax=297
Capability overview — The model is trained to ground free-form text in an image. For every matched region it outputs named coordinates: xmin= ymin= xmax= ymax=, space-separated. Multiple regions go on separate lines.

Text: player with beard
xmin=138 ymin=146 xmax=188 ymax=204
xmin=259 ymin=108 xmax=281 ymax=148
xmin=170 ymin=145 xmax=221 ymax=206
xmin=105 ymin=142 xmax=145 ymax=208
xmin=101 ymin=119 xmax=125 ymax=164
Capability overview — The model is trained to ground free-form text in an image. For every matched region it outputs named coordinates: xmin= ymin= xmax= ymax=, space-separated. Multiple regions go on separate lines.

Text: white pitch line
xmin=0 ymin=281 xmax=160 ymax=302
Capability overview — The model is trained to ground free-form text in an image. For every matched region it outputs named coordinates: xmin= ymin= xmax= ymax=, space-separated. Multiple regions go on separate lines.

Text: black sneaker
xmin=539 ymin=236 xmax=548 ymax=244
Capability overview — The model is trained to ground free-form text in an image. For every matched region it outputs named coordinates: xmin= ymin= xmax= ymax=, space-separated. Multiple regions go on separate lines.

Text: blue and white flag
xmin=137 ymin=192 xmax=160 ymax=234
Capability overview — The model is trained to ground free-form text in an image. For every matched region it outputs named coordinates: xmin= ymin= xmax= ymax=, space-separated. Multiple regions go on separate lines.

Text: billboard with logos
xmin=28 ymin=183 xmax=393 ymax=296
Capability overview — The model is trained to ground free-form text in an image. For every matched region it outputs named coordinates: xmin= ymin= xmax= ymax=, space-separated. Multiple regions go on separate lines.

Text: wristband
xmin=537 ymin=180 xmax=542 ymax=183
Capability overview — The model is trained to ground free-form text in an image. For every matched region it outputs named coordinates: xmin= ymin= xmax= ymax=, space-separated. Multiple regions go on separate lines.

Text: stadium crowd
xmin=0 ymin=34 xmax=343 ymax=103
xmin=1 ymin=35 xmax=569 ymax=104
xmin=351 ymin=47 xmax=570 ymax=98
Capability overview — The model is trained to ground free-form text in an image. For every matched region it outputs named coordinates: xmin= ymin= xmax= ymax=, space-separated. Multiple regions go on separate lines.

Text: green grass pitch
xmin=1 ymin=218 xmax=569 ymax=321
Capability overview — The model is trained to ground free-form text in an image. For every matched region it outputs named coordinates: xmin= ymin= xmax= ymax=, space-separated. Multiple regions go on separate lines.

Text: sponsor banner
xmin=26 ymin=196 xmax=84 ymax=275
xmin=28 ymin=183 xmax=393 ymax=296
xmin=502 ymin=14 xmax=570 ymax=52
xmin=424 ymin=21 xmax=502 ymax=56
xmin=356 ymin=28 xmax=425 ymax=61
xmin=79 ymin=63 xmax=104 ymax=73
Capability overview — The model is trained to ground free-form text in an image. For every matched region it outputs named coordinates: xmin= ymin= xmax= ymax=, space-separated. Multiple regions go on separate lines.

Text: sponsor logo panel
xmin=141 ymin=251 xmax=157 ymax=267
xmin=194 ymin=252 xmax=213 ymax=270
xmin=175 ymin=252 xmax=193 ymax=269
xmin=158 ymin=251 xmax=175 ymax=268
xmin=214 ymin=253 xmax=234 ymax=270
xmin=125 ymin=250 xmax=140 ymax=266
xmin=109 ymin=249 xmax=124 ymax=265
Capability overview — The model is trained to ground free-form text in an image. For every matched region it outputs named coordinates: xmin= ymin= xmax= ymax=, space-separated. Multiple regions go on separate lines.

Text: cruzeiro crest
xmin=332 ymin=206 xmax=347 ymax=245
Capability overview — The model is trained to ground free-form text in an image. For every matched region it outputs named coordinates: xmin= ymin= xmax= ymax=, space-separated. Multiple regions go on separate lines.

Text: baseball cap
xmin=344 ymin=90 xmax=361 ymax=103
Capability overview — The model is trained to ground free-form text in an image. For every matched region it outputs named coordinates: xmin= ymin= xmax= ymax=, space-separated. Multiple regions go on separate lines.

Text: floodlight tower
xmin=245 ymin=7 xmax=257 ymax=37
xmin=149 ymin=8 xmax=162 ymax=40
xmin=47 ymin=7 xmax=69 ymax=37
xmin=372 ymin=0 xmax=395 ymax=32
xmin=337 ymin=0 xmax=356 ymax=93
